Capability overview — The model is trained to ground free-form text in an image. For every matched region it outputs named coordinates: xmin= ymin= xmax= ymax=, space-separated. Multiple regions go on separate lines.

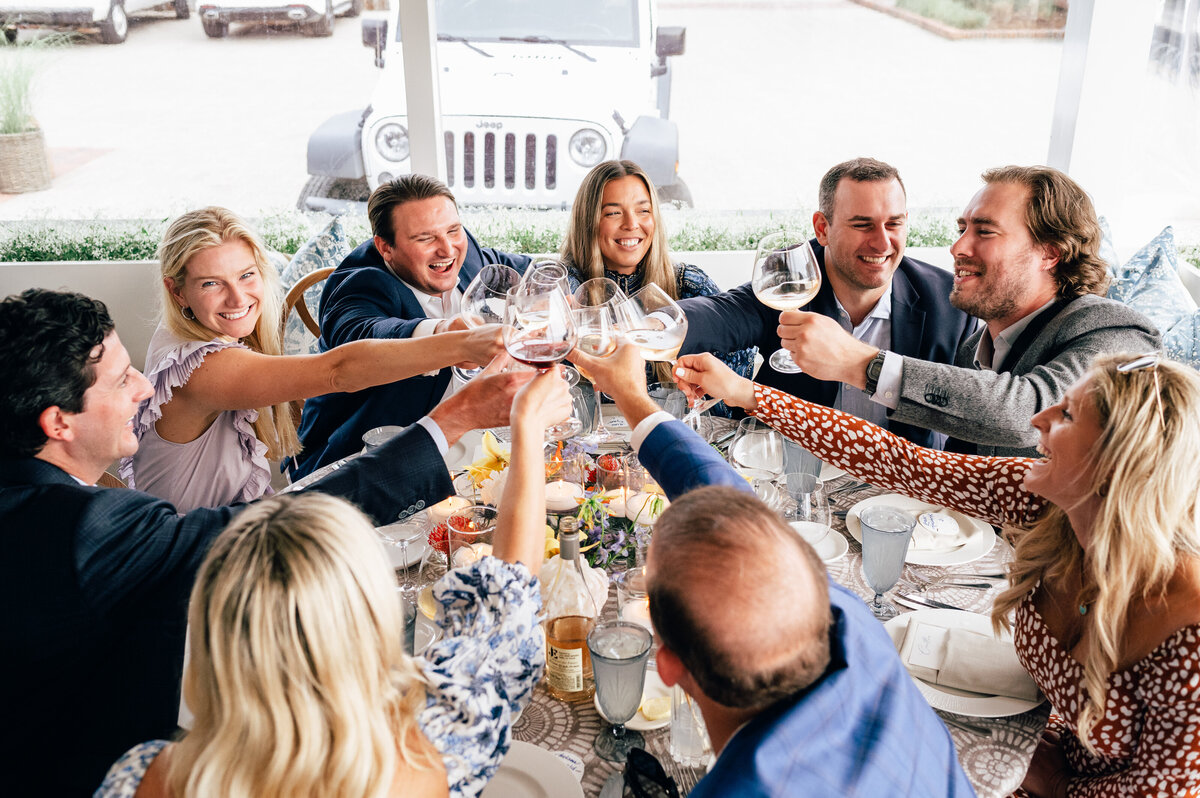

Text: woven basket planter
xmin=0 ymin=127 xmax=52 ymax=194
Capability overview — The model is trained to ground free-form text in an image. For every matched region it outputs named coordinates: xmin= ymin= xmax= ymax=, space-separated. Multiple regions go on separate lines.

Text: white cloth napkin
xmin=899 ymin=621 xmax=1040 ymax=701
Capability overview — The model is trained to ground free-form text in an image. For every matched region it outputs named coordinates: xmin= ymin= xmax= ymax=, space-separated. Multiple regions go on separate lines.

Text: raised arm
xmin=673 ymin=353 xmax=1046 ymax=527
xmin=677 ymin=282 xmax=771 ymax=359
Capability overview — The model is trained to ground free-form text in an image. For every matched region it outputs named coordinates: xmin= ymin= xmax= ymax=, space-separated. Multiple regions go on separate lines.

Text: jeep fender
xmin=307 ymin=109 xmax=368 ymax=179
xmin=619 ymin=115 xmax=680 ymax=188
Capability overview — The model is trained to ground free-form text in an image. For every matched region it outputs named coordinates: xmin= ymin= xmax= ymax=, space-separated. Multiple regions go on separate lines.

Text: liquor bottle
xmin=542 ymin=517 xmax=601 ymax=701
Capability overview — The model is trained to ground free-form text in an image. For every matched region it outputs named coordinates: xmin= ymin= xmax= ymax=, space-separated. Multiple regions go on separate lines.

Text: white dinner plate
xmin=594 ymin=668 xmax=670 ymax=731
xmin=480 ymin=741 xmax=584 ymax=798
xmin=884 ymin=608 xmax=1043 ymax=718
xmin=819 ymin=461 xmax=846 ymax=482
xmin=845 ymin=494 xmax=996 ymax=566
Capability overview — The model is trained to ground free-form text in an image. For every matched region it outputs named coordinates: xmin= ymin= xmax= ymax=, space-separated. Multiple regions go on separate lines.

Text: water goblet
xmin=751 ymin=232 xmax=822 ymax=374
xmin=859 ymin=505 xmax=916 ymax=620
xmin=587 ymin=620 xmax=653 ymax=761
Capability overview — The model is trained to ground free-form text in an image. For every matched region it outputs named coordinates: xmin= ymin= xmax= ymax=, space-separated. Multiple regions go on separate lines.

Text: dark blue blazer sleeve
xmin=637 ymin=420 xmax=754 ymax=500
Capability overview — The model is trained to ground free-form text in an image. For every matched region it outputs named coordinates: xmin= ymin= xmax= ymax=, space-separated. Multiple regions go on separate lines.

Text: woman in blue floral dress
xmin=96 ymin=370 xmax=575 ymax=798
xmin=562 ymin=160 xmax=756 ymax=391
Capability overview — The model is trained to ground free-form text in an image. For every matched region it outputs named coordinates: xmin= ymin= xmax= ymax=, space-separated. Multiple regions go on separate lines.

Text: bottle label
xmin=546 ymin=643 xmax=584 ymax=692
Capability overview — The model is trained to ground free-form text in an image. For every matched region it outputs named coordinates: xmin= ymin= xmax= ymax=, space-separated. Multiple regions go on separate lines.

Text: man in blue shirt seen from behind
xmin=647 ymin=487 xmax=974 ymax=797
xmin=295 ymin=174 xmax=531 ymax=478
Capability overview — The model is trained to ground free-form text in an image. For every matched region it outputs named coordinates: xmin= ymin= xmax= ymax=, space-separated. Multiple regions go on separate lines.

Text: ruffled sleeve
xmin=417 ymin=557 xmax=544 ymax=798
xmin=751 ymin=383 xmax=1045 ymax=527
xmin=118 ymin=328 xmax=272 ymax=504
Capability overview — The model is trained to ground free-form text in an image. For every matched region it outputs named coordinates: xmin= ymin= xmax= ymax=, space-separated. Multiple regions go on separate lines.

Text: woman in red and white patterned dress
xmin=674 ymin=351 xmax=1200 ymax=798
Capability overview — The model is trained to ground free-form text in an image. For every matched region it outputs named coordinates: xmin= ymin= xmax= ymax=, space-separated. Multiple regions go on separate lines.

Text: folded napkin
xmin=909 ymin=510 xmax=967 ymax=553
xmin=899 ymin=621 xmax=1040 ymax=702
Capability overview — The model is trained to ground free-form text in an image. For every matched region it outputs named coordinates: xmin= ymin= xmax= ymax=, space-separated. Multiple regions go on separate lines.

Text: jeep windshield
xmin=432 ymin=0 xmax=639 ymax=47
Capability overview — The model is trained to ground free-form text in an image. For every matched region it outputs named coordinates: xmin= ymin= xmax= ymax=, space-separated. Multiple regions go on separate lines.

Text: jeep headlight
xmin=375 ymin=123 xmax=410 ymax=162
xmin=568 ymin=128 xmax=606 ymax=166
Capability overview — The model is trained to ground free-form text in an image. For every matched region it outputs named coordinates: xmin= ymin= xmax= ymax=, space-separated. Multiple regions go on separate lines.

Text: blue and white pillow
xmin=280 ymin=217 xmax=352 ymax=355
xmin=1105 ymin=226 xmax=1196 ymax=337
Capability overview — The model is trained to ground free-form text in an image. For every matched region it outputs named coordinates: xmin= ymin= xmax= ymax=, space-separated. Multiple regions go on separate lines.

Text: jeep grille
xmin=444 ymin=132 xmax=558 ymax=193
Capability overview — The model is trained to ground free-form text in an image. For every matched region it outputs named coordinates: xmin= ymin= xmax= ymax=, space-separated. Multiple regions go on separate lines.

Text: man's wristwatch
xmin=864 ymin=350 xmax=888 ymax=396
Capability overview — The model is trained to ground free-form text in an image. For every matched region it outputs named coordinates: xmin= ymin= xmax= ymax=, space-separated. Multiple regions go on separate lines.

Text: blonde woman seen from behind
xmin=122 ymin=207 xmax=504 ymax=512
xmin=674 ymin=351 xmax=1200 ymax=797
xmin=96 ymin=369 xmax=571 ymax=798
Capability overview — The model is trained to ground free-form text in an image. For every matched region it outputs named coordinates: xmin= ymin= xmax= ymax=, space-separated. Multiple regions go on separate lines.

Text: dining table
xmin=401 ymin=413 xmax=1050 ymax=797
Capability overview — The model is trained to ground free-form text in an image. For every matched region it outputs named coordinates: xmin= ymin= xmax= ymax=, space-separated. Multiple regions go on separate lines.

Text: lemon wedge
xmin=640 ymin=697 xmax=670 ymax=722
xmin=417 ymin=586 xmax=438 ymax=620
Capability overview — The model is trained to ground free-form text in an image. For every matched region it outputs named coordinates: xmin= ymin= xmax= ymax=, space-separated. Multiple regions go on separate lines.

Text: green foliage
xmin=897 ymin=0 xmax=989 ymax=29
xmin=906 ymin=213 xmax=958 ymax=247
xmin=1182 ymin=245 xmax=1200 ymax=273
xmin=0 ymin=34 xmax=69 ymax=135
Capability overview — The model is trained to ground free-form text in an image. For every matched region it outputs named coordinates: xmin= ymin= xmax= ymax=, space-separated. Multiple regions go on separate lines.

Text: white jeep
xmin=0 ymin=0 xmax=187 ymax=43
xmin=196 ymin=0 xmax=360 ymax=39
xmin=298 ymin=0 xmax=688 ymax=211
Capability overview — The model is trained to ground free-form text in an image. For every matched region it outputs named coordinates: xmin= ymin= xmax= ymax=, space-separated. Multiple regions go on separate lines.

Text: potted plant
xmin=0 ymin=36 xmax=61 ymax=194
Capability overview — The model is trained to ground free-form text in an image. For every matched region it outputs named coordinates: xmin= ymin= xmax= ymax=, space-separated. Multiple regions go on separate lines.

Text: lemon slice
xmin=417 ymin=586 xmax=438 ymax=620
xmin=640 ymin=696 xmax=670 ymax=722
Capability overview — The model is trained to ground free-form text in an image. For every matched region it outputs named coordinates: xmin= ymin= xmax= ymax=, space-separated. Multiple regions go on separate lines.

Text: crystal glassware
xmin=859 ymin=505 xmax=916 ymax=620
xmin=751 ymin=232 xmax=822 ymax=374
xmin=587 ymin=620 xmax=653 ymax=761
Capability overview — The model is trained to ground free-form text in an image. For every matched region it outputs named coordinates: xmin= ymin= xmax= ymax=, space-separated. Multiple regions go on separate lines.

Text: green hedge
xmin=3 ymin=211 xmax=1198 ymax=273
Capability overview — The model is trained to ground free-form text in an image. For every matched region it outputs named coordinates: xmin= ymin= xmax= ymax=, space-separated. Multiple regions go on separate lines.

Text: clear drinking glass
xmin=453 ymin=263 xmax=522 ymax=383
xmin=860 ymin=505 xmax=916 ymax=620
xmin=786 ymin=472 xmax=831 ymax=546
xmin=444 ymin=505 xmax=498 ymax=570
xmin=521 ymin=259 xmax=572 ymax=296
xmin=751 ymin=232 xmax=822 ymax=374
xmin=377 ymin=515 xmax=428 ymax=592
xmin=615 ymin=283 xmax=688 ymax=363
xmin=572 ymin=277 xmax=626 ymax=445
xmin=727 ymin=417 xmax=785 ymax=480
xmin=587 ymin=620 xmax=654 ymax=761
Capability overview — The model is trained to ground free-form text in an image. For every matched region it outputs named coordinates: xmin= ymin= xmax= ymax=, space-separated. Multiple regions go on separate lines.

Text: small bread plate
xmin=884 ymin=608 xmax=1043 ymax=718
xmin=480 ymin=741 xmax=584 ymax=798
xmin=595 ymin=668 xmax=670 ymax=731
xmin=789 ymin=521 xmax=849 ymax=563
xmin=846 ymin=494 xmax=995 ymax=566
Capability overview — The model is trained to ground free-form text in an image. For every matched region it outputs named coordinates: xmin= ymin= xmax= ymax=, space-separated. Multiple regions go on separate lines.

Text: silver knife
xmin=894 ymin=592 xmax=974 ymax=612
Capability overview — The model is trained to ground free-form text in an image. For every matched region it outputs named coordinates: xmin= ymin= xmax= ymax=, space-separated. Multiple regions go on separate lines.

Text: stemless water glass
xmin=616 ymin=283 xmax=688 ymax=363
xmin=454 ymin=263 xmax=522 ymax=383
xmin=587 ymin=620 xmax=654 ymax=761
xmin=751 ymin=232 xmax=822 ymax=374
xmin=860 ymin=505 xmax=916 ymax=620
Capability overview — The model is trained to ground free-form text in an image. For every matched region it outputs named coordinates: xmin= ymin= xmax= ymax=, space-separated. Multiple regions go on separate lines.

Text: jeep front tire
xmin=202 ymin=17 xmax=228 ymax=37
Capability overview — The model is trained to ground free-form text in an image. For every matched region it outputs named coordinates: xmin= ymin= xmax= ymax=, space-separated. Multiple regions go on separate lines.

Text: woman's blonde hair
xmin=562 ymin=160 xmax=677 ymax=382
xmin=169 ymin=493 xmax=436 ymax=798
xmin=994 ymin=352 xmax=1200 ymax=751
xmin=157 ymin=207 xmax=299 ymax=460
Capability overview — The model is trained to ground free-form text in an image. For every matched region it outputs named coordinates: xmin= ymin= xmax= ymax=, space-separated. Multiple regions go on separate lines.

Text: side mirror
xmin=655 ymin=26 xmax=685 ymax=58
xmin=362 ymin=18 xmax=388 ymax=68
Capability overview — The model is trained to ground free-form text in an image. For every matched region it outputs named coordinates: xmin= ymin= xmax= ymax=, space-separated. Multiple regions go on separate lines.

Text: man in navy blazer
xmin=295 ymin=174 xmax=532 ymax=478
xmin=678 ymin=158 xmax=977 ymax=449
xmin=0 ymin=289 xmax=532 ymax=795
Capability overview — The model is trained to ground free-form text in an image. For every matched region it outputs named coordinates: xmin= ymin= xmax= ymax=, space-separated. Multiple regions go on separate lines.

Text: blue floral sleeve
xmin=417 ymin=557 xmax=545 ymax=798
xmin=93 ymin=740 xmax=168 ymax=798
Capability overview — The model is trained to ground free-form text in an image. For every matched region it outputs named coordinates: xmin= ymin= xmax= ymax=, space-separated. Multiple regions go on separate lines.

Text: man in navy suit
xmin=0 ymin=289 xmax=531 ymax=795
xmin=570 ymin=343 xmax=972 ymax=797
xmin=678 ymin=158 xmax=977 ymax=449
xmin=295 ymin=174 xmax=532 ymax=478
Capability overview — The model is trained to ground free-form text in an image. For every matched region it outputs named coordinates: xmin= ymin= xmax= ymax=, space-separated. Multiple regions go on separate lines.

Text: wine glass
xmin=615 ymin=283 xmax=688 ymax=363
xmin=587 ymin=620 xmax=654 ymax=761
xmin=453 ymin=263 xmax=522 ymax=383
xmin=503 ymin=284 xmax=582 ymax=441
xmin=785 ymin=473 xmax=831 ymax=547
xmin=572 ymin=304 xmax=623 ymax=445
xmin=726 ymin=417 xmax=784 ymax=481
xmin=751 ymin=232 xmax=822 ymax=374
xmin=522 ymin=259 xmax=572 ymax=296
xmin=859 ymin=505 xmax=916 ymax=620
xmin=377 ymin=515 xmax=428 ymax=592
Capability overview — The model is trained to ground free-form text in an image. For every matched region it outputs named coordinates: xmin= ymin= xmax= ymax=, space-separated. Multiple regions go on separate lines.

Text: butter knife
xmin=894 ymin=592 xmax=975 ymax=613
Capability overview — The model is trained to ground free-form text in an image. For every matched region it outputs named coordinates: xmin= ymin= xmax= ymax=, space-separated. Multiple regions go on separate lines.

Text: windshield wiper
xmin=437 ymin=34 xmax=493 ymax=58
xmin=499 ymin=35 xmax=596 ymax=62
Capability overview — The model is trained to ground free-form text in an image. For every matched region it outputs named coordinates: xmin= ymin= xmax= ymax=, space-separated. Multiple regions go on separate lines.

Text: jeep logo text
xmin=475 ymin=121 xmax=503 ymax=130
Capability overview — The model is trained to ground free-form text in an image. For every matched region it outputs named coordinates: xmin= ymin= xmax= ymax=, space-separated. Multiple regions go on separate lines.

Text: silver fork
xmin=898 ymin=576 xmax=997 ymax=593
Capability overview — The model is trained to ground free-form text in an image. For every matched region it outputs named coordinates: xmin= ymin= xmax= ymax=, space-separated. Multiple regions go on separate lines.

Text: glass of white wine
xmin=751 ymin=232 xmax=822 ymax=374
xmin=615 ymin=283 xmax=688 ymax=363
xmin=454 ymin=263 xmax=522 ymax=383
xmin=572 ymin=278 xmax=626 ymax=445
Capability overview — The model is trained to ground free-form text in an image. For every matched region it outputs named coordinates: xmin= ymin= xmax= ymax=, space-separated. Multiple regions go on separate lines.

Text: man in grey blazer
xmin=777 ymin=165 xmax=1159 ymax=457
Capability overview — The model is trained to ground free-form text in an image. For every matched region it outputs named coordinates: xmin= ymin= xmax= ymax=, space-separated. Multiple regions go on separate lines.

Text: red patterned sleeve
xmin=751 ymin=384 xmax=1045 ymax=528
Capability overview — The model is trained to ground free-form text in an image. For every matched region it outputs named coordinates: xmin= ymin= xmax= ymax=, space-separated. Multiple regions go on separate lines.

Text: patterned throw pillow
xmin=279 ymin=217 xmax=352 ymax=355
xmin=1105 ymin=226 xmax=1196 ymax=337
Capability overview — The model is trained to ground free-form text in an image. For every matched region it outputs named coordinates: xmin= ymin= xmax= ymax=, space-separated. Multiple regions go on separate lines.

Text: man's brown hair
xmin=367 ymin=174 xmax=457 ymax=245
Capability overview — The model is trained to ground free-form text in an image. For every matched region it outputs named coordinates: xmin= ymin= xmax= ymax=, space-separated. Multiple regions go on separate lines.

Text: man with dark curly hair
xmin=0 ymin=289 xmax=529 ymax=795
xmin=773 ymin=165 xmax=1160 ymax=456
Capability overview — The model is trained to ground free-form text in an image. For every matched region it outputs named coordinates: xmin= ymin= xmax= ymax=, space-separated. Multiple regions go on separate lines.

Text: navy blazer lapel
xmin=889 ymin=266 xmax=927 ymax=358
